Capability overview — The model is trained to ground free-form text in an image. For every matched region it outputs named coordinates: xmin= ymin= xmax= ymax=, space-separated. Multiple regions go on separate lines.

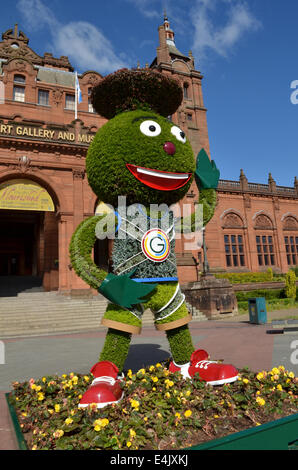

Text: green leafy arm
xmin=69 ymin=213 xmax=157 ymax=307
xmin=175 ymin=149 xmax=219 ymax=233
xmin=69 ymin=214 xmax=114 ymax=290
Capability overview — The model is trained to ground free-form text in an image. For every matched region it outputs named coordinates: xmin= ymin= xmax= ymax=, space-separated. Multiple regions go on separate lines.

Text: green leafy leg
xmin=166 ymin=325 xmax=195 ymax=365
xmin=99 ymin=328 xmax=132 ymax=372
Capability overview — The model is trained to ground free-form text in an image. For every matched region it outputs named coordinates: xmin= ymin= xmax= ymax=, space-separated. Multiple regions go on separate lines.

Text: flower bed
xmin=8 ymin=363 xmax=297 ymax=450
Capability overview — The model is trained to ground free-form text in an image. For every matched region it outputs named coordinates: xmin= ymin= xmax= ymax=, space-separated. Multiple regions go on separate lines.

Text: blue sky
xmin=1 ymin=0 xmax=298 ymax=186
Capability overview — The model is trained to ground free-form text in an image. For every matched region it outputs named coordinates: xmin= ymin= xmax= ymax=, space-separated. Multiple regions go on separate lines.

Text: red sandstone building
xmin=0 ymin=19 xmax=297 ymax=295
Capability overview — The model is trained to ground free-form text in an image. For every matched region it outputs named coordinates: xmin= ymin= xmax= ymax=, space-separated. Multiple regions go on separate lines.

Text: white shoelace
xmin=91 ymin=373 xmax=125 ymax=387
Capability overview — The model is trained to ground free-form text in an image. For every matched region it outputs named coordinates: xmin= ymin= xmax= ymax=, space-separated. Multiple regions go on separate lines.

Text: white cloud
xmin=125 ymin=0 xmax=161 ymax=19
xmin=17 ymin=0 xmax=127 ymax=74
xmin=190 ymin=0 xmax=261 ymax=61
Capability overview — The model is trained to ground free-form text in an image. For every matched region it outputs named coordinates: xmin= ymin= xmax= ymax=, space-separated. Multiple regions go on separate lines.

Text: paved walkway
xmin=1 ymin=307 xmax=297 ymax=450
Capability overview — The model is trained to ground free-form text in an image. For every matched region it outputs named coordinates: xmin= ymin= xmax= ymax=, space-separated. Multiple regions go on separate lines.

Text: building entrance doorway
xmin=0 ymin=212 xmax=37 ymax=276
xmin=0 ymin=178 xmax=58 ymax=295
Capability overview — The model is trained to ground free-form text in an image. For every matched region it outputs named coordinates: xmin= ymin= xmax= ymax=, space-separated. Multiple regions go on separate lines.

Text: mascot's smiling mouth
xmin=126 ymin=164 xmax=192 ymax=191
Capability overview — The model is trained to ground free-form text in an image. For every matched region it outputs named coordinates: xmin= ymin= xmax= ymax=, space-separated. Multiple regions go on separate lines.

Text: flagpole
xmin=75 ymin=71 xmax=78 ymax=120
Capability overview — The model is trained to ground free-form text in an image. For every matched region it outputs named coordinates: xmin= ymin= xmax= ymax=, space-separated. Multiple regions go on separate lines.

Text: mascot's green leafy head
xmin=86 ymin=68 xmax=195 ymax=207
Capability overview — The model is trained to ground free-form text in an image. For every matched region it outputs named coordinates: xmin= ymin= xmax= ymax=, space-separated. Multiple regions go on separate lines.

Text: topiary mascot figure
xmin=70 ymin=69 xmax=238 ymax=408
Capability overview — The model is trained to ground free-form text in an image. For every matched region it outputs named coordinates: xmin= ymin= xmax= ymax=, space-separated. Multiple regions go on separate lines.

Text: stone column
xmin=58 ymin=213 xmax=73 ymax=292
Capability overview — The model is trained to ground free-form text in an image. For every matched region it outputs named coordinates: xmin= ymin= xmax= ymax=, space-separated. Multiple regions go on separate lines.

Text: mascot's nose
xmin=163 ymin=142 xmax=176 ymax=155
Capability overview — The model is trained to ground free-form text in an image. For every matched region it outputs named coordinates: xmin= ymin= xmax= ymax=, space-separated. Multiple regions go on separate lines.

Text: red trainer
xmin=78 ymin=361 xmax=124 ymax=409
xmin=169 ymin=349 xmax=209 ymax=378
xmin=169 ymin=349 xmax=238 ymax=385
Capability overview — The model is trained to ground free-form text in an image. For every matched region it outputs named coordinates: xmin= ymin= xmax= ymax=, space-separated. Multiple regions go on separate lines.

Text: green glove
xmin=195 ymin=148 xmax=220 ymax=189
xmin=98 ymin=270 xmax=157 ymax=309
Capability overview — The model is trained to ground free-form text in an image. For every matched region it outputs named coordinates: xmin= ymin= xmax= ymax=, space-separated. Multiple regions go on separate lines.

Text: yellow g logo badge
xmin=141 ymin=228 xmax=170 ymax=262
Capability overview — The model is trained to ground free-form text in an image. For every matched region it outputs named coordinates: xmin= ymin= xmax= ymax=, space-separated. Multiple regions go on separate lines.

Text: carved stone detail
xmin=52 ymin=89 xmax=63 ymax=107
xmin=283 ymin=216 xmax=298 ymax=231
xmin=72 ymin=168 xmax=85 ymax=180
xmin=255 ymin=214 xmax=272 ymax=230
xmin=223 ymin=213 xmax=243 ymax=228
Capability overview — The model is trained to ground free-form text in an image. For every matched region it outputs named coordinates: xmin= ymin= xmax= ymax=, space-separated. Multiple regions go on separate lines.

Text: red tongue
xmin=126 ymin=164 xmax=192 ymax=191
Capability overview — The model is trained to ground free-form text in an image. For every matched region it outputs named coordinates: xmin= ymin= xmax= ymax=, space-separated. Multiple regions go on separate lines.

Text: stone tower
xmin=150 ymin=13 xmax=211 ymax=157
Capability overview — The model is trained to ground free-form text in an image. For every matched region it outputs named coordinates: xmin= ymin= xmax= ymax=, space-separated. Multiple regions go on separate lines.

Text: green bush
xmin=236 ymin=289 xmax=285 ymax=302
xmin=290 ymin=265 xmax=298 ymax=277
xmin=285 ymin=271 xmax=297 ymax=300
xmin=215 ymin=272 xmax=274 ymax=284
xmin=267 ymin=268 xmax=274 ymax=281
xmin=237 ymin=298 xmax=298 ymax=313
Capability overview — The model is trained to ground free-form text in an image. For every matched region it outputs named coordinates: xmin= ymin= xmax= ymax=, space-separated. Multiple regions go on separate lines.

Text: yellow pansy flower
xmin=256 ymin=397 xmax=265 ymax=406
xmin=65 ymin=417 xmax=73 ymax=425
xmin=53 ymin=429 xmax=64 ymax=439
xmin=130 ymin=429 xmax=136 ymax=439
xmin=184 ymin=410 xmax=192 ymax=418
xmin=151 ymin=376 xmax=158 ymax=383
xmin=54 ymin=404 xmax=61 ymax=413
xmin=127 ymin=441 xmax=132 ymax=448
xmin=130 ymin=399 xmax=140 ymax=409
xmin=37 ymin=392 xmax=45 ymax=401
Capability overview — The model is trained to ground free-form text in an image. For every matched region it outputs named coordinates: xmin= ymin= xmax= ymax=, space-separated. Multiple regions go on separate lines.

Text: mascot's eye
xmin=171 ymin=126 xmax=186 ymax=143
xmin=140 ymin=120 xmax=161 ymax=137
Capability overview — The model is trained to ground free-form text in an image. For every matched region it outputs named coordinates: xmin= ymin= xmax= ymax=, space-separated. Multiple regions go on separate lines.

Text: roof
xmin=36 ymin=67 xmax=76 ymax=88
xmin=168 ymin=44 xmax=190 ymax=61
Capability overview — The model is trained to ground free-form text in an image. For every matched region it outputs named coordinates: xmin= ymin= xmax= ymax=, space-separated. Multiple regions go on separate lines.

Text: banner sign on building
xmin=0 ymin=179 xmax=55 ymax=212
xmin=0 ymin=122 xmax=95 ymax=145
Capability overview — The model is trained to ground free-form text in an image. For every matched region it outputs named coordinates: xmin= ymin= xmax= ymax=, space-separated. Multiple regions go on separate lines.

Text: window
xmin=14 ymin=74 xmax=25 ymax=84
xmin=88 ymin=98 xmax=94 ymax=113
xmin=13 ymin=85 xmax=25 ymax=102
xmin=88 ymin=88 xmax=94 ymax=113
xmin=183 ymin=83 xmax=189 ymax=99
xmin=38 ymin=89 xmax=49 ymax=106
xmin=224 ymin=234 xmax=246 ymax=267
xmin=65 ymin=94 xmax=75 ymax=110
xmin=256 ymin=235 xmax=275 ymax=266
xmin=284 ymin=235 xmax=298 ymax=265
xmin=187 ymin=113 xmax=193 ymax=121
xmin=13 ymin=74 xmax=25 ymax=102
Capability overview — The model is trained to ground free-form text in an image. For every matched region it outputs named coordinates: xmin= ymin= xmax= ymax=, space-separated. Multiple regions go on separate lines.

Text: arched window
xmin=254 ymin=214 xmax=275 ymax=266
xmin=222 ymin=213 xmax=246 ymax=267
xmin=283 ymin=216 xmax=298 ymax=266
xmin=13 ymin=74 xmax=26 ymax=102
xmin=183 ymin=83 xmax=189 ymax=99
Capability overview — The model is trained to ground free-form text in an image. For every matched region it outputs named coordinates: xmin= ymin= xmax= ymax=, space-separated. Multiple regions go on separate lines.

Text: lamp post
xmin=202 ymin=227 xmax=210 ymax=275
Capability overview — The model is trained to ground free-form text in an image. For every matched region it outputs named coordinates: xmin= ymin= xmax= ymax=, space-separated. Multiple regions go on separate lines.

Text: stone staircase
xmin=0 ymin=291 xmax=109 ymax=338
xmin=0 ymin=292 xmax=208 ymax=339
xmin=185 ymin=302 xmax=209 ymax=322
